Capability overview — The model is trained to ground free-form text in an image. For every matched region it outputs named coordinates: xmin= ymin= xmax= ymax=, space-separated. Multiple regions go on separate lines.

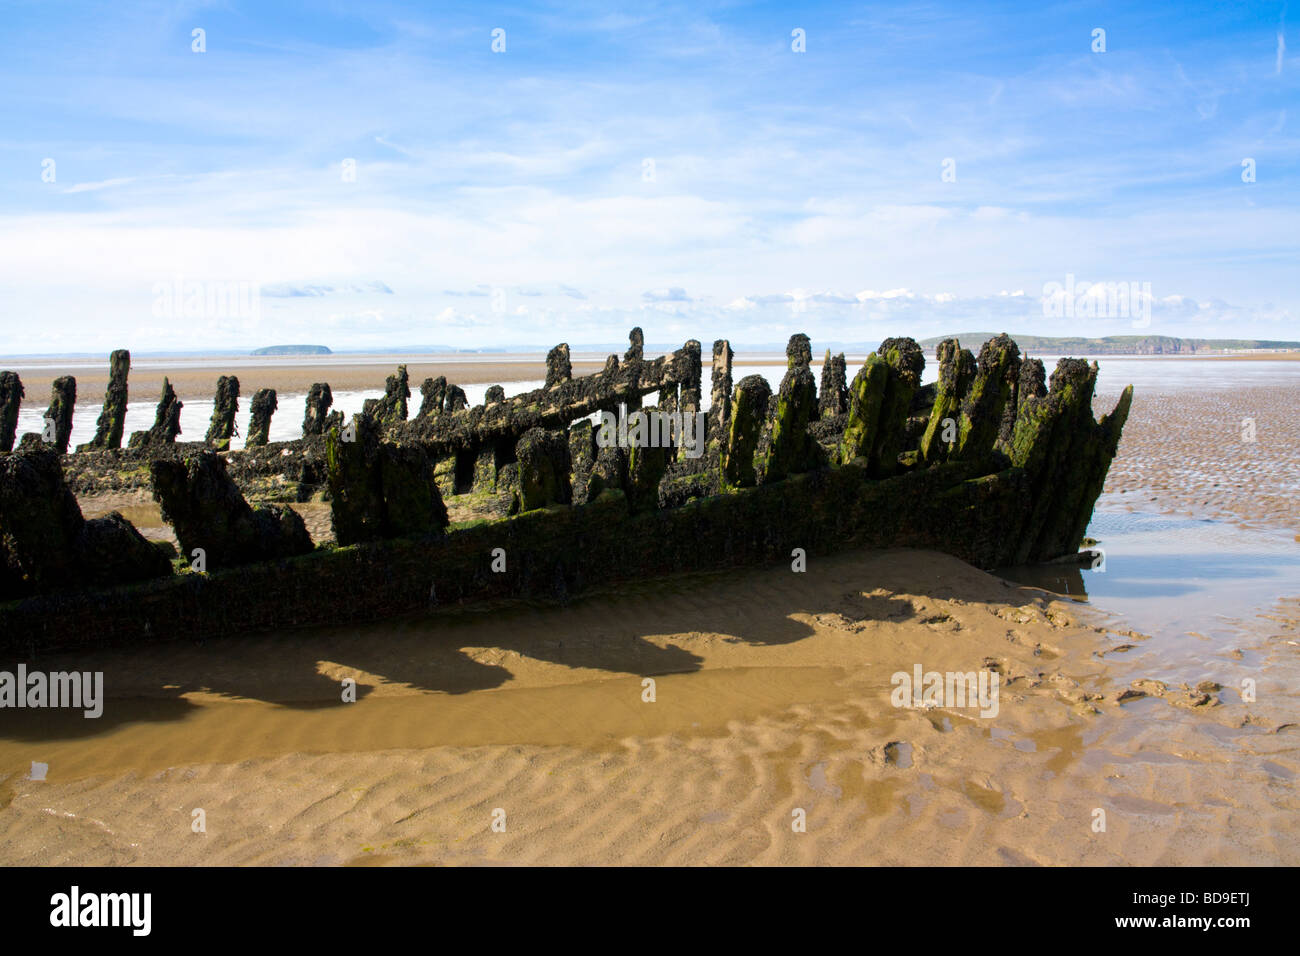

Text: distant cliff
xmin=250 ymin=345 xmax=332 ymax=356
xmin=918 ymin=334 xmax=1300 ymax=355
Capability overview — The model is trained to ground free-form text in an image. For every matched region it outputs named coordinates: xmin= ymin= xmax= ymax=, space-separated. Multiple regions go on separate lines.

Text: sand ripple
xmin=1098 ymin=382 xmax=1300 ymax=535
xmin=1 ymin=549 xmax=1294 ymax=866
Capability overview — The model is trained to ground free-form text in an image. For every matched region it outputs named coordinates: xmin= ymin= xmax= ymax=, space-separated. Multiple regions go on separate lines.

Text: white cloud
xmin=642 ymin=287 xmax=692 ymax=303
xmin=62 ymin=177 xmax=138 ymax=194
xmin=1 ymin=7 xmax=1296 ymax=353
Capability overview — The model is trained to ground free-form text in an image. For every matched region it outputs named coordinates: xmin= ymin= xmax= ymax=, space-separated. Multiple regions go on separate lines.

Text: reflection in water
xmin=998 ymin=509 xmax=1300 ymax=638
xmin=997 ymin=508 xmax=1300 ymax=693
xmin=995 ymin=562 xmax=1090 ymax=600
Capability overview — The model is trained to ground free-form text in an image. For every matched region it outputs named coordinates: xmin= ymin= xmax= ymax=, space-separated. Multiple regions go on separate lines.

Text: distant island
xmin=918 ymin=334 xmax=1300 ymax=355
xmin=250 ymin=345 xmax=332 ymax=356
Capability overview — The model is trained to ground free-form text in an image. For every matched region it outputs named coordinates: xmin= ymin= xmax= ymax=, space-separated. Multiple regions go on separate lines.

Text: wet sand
xmin=1199 ymin=352 xmax=1300 ymax=361
xmin=0 ymin=549 xmax=1295 ymax=866
xmin=80 ymin=493 xmax=333 ymax=547
xmin=1097 ymin=381 xmax=1300 ymax=535
xmin=7 ymin=358 xmax=609 ymax=405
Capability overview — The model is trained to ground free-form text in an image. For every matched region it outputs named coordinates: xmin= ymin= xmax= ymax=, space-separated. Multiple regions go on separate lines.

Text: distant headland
xmin=250 ymin=344 xmax=332 ymax=356
xmin=919 ymin=334 xmax=1300 ymax=355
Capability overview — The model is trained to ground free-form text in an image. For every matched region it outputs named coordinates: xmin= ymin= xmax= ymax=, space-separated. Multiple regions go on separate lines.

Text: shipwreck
xmin=0 ymin=330 xmax=1132 ymax=651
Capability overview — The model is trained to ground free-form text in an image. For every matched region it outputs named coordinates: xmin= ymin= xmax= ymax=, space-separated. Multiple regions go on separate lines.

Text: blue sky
xmin=0 ymin=0 xmax=1296 ymax=353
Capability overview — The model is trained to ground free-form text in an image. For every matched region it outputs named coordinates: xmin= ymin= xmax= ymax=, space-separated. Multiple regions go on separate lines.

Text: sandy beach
xmin=1097 ymin=380 xmax=1300 ymax=535
xmin=2 ymin=547 xmax=1295 ymax=866
xmin=5 ymin=357 xmax=610 ymax=405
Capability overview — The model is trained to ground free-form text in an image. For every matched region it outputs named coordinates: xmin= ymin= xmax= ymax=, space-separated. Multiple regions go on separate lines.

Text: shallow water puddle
xmin=80 ymin=501 xmax=167 ymax=529
xmin=1000 ymin=511 xmax=1300 ymax=629
xmin=998 ymin=509 xmax=1300 ymax=686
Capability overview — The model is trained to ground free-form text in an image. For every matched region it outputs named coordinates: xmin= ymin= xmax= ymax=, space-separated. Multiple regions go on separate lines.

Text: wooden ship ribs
xmin=0 ymin=329 xmax=1132 ymax=649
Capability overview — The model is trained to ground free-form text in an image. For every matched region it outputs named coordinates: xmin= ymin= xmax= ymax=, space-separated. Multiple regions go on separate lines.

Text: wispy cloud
xmin=642 ymin=287 xmax=692 ymax=303
xmin=0 ymin=0 xmax=1295 ymax=352
xmin=62 ymin=177 xmax=137 ymax=194
xmin=263 ymin=281 xmax=394 ymax=298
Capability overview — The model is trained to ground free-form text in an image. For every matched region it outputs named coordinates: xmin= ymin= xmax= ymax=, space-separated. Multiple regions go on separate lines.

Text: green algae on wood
xmin=246 ymin=388 xmax=277 ymax=447
xmin=709 ymin=339 xmax=734 ymax=445
xmin=44 ymin=375 xmax=76 ymax=454
xmin=0 ymin=371 xmax=24 ymax=453
xmin=758 ymin=363 xmax=819 ymax=484
xmin=818 ymin=350 xmax=848 ymax=419
xmin=869 ymin=337 xmax=925 ymax=477
xmin=568 ymin=420 xmax=598 ymax=505
xmin=0 ymin=437 xmax=169 ymax=599
xmin=205 ymin=375 xmax=240 ymax=449
xmin=325 ymin=414 xmax=448 ymax=545
xmin=839 ymin=355 xmax=888 ymax=465
xmin=786 ymin=333 xmax=812 ymax=369
xmin=546 ymin=344 xmax=572 ymax=388
xmin=515 ymin=427 xmax=572 ymax=511
xmin=954 ymin=333 xmax=1020 ymax=461
xmin=722 ymin=375 xmax=771 ymax=488
xmin=151 ymin=449 xmax=313 ymax=569
xmin=919 ymin=339 xmax=975 ymax=464
xmin=380 ymin=441 xmax=450 ymax=534
xmin=85 ymin=349 xmax=130 ymax=450
xmin=1006 ymin=358 xmax=1132 ymax=563
xmin=624 ymin=326 xmax=644 ymax=363
xmin=303 ymin=382 xmax=338 ymax=437
xmin=373 ymin=366 xmax=410 ymax=425
xmin=469 ymin=444 xmax=498 ymax=494
xmin=128 ymin=377 xmax=183 ymax=449
xmin=444 ymin=385 xmax=468 ymax=413
xmin=625 ymin=411 xmax=669 ymax=512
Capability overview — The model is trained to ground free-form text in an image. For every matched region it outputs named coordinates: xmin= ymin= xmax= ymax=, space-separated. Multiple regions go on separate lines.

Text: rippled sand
xmin=1097 ymin=381 xmax=1300 ymax=535
xmin=1 ymin=549 xmax=1295 ymax=866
